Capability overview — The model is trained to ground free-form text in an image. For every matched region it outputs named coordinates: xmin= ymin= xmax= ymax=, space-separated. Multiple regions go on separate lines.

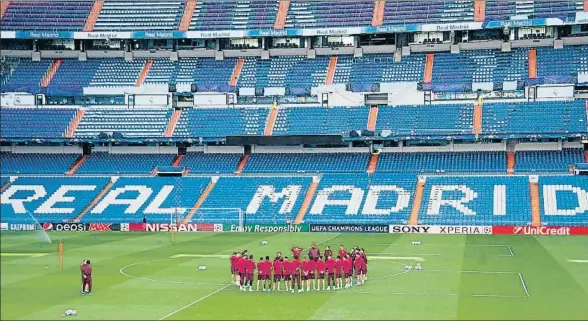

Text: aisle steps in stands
xmin=528 ymin=48 xmax=537 ymax=79
xmin=326 ymin=56 xmax=338 ymax=85
xmin=1 ymin=0 xmax=11 ymax=18
xmin=424 ymin=53 xmax=434 ymax=83
xmin=507 ymin=152 xmax=515 ymax=175
xmin=264 ymin=105 xmax=279 ymax=136
xmin=371 ymin=0 xmax=385 ymax=27
xmin=294 ymin=177 xmax=320 ymax=224
xmin=172 ymin=155 xmax=184 ymax=166
xmin=164 ymin=109 xmax=182 ymax=138
xmin=0 ymin=180 xmax=11 ymax=193
xmin=473 ymin=104 xmax=482 ymax=135
xmin=65 ymin=109 xmax=85 ymax=138
xmin=73 ymin=179 xmax=115 ymax=223
xmin=229 ymin=58 xmax=245 ymax=87
xmin=408 ymin=177 xmax=425 ymax=225
xmin=367 ymin=105 xmax=378 ymax=131
xmin=182 ymin=177 xmax=218 ymax=224
xmin=179 ymin=0 xmax=197 ymax=31
xmin=135 ymin=60 xmax=153 ymax=87
xmin=40 ymin=60 xmax=62 ymax=88
xmin=367 ymin=154 xmax=378 ymax=174
xmin=83 ymin=0 xmax=104 ymax=32
xmin=474 ymin=0 xmax=486 ymax=22
xmin=66 ymin=155 xmax=88 ymax=176
xmin=529 ymin=177 xmax=541 ymax=227
xmin=274 ymin=0 xmax=290 ymax=30
xmin=235 ymin=155 xmax=249 ymax=175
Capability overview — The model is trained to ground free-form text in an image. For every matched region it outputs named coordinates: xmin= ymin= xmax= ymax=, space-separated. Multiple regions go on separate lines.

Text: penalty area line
xmin=518 ymin=272 xmax=530 ymax=297
xmin=158 ymin=284 xmax=231 ymax=320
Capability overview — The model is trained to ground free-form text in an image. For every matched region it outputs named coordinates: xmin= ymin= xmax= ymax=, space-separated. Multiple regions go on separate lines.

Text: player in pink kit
xmin=301 ymin=256 xmax=315 ymax=292
xmin=335 ymin=256 xmax=344 ymax=289
xmin=272 ymin=256 xmax=283 ymax=292
xmin=291 ymin=256 xmax=302 ymax=293
xmin=81 ymin=260 xmax=93 ymax=295
xmin=308 ymin=255 xmax=317 ymax=291
xmin=316 ymin=256 xmax=327 ymax=291
xmin=343 ymin=254 xmax=353 ymax=288
xmin=283 ymin=257 xmax=292 ymax=292
xmin=326 ymin=255 xmax=336 ymax=290
xmin=354 ymin=252 xmax=366 ymax=286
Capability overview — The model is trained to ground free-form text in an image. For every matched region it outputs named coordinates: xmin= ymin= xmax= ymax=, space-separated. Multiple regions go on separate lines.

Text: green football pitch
xmin=1 ymin=232 xmax=587 ymax=320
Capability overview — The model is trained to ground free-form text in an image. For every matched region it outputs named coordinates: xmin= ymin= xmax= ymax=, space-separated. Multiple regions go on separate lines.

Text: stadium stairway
xmin=172 ymin=154 xmax=184 ymax=166
xmin=371 ymin=0 xmax=385 ymax=27
xmin=0 ymin=0 xmax=10 ymax=18
xmin=424 ymin=53 xmax=434 ymax=83
xmin=326 ymin=56 xmax=338 ymax=85
xmin=474 ymin=0 xmax=486 ymax=22
xmin=65 ymin=109 xmax=85 ymax=138
xmin=83 ymin=0 xmax=104 ymax=32
xmin=179 ymin=0 xmax=197 ymax=31
xmin=73 ymin=179 xmax=115 ymax=223
xmin=585 ymin=150 xmax=588 ymax=163
xmin=135 ymin=60 xmax=153 ymax=87
xmin=473 ymin=100 xmax=482 ymax=135
xmin=274 ymin=0 xmax=290 ymax=29
xmin=182 ymin=177 xmax=218 ymax=224
xmin=528 ymin=48 xmax=537 ymax=79
xmin=264 ymin=105 xmax=279 ymax=136
xmin=40 ymin=60 xmax=62 ymax=88
xmin=507 ymin=152 xmax=515 ymax=175
xmin=66 ymin=155 xmax=88 ymax=176
xmin=0 ymin=179 xmax=10 ymax=193
xmin=229 ymin=58 xmax=245 ymax=87
xmin=164 ymin=109 xmax=182 ymax=138
xmin=294 ymin=177 xmax=320 ymax=224
xmin=235 ymin=155 xmax=249 ymax=175
xmin=367 ymin=105 xmax=378 ymax=131
xmin=585 ymin=0 xmax=588 ymax=12
xmin=529 ymin=177 xmax=541 ymax=227
xmin=367 ymin=153 xmax=378 ymax=174
xmin=408 ymin=177 xmax=425 ymax=225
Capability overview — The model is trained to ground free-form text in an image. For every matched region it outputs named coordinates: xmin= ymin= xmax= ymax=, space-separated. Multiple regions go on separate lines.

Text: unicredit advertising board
xmin=492 ymin=226 xmax=588 ymax=236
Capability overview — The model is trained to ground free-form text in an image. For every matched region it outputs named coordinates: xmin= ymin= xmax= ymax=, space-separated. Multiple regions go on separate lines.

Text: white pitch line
xmin=316 ymin=233 xmax=341 ymax=246
xmin=370 ymin=252 xmax=514 ymax=257
xmin=375 ymin=244 xmax=512 ymax=247
xmin=507 ymin=245 xmax=514 ymax=256
xmin=119 ymin=259 xmax=231 ymax=287
xmin=344 ymin=290 xmax=527 ymax=299
xmin=370 ymin=270 xmax=410 ymax=281
xmin=158 ymin=284 xmax=231 ymax=320
xmin=518 ymin=272 xmax=530 ymax=297
xmin=417 ymin=269 xmax=517 ymax=274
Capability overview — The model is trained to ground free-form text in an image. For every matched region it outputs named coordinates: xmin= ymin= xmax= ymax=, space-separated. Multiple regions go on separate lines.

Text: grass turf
xmin=1 ymin=232 xmax=587 ymax=320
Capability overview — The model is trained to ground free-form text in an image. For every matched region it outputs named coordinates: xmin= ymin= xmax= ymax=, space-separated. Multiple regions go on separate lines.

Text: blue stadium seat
xmin=244 ymin=153 xmax=369 ymax=173
xmin=0 ymin=108 xmax=77 ymax=139
xmin=73 ymin=108 xmax=172 ymax=138
xmin=0 ymin=152 xmax=78 ymax=175
xmin=174 ymin=108 xmax=268 ymax=138
xmin=93 ymin=0 xmax=183 ymax=31
xmin=182 ymin=152 xmax=241 ymax=174
xmin=76 ymin=153 xmax=175 ymax=174
xmin=377 ymin=152 xmax=506 ymax=173
xmin=0 ymin=176 xmax=111 ymax=224
xmin=538 ymin=176 xmax=588 ymax=226
xmin=273 ymin=106 xmax=369 ymax=136
xmin=418 ymin=176 xmax=531 ymax=225
xmin=1 ymin=1 xmax=93 ymax=31
xmin=189 ymin=1 xmax=278 ymax=31
xmin=516 ymin=149 xmax=584 ymax=173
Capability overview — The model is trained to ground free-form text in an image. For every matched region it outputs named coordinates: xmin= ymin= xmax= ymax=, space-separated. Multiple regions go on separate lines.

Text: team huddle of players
xmin=230 ymin=244 xmax=368 ymax=293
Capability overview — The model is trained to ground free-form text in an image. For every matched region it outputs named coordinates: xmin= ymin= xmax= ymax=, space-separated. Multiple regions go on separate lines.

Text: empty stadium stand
xmin=0 ymin=152 xmax=79 ymax=175
xmin=181 ymin=152 xmax=242 ymax=174
xmin=244 ymin=153 xmax=370 ymax=173
xmin=377 ymin=151 xmax=507 ymax=173
xmin=189 ymin=1 xmax=278 ymax=31
xmin=273 ymin=106 xmax=369 ymax=136
xmin=284 ymin=0 xmax=374 ymax=29
xmin=418 ymin=175 xmax=532 ymax=226
xmin=1 ymin=0 xmax=93 ymax=31
xmin=93 ymin=0 xmax=183 ymax=31
xmin=75 ymin=153 xmax=175 ymax=174
xmin=200 ymin=176 xmax=313 ymax=224
xmin=0 ymin=108 xmax=77 ymax=139
xmin=73 ymin=108 xmax=172 ymax=138
xmin=538 ymin=175 xmax=588 ymax=226
xmin=174 ymin=107 xmax=268 ymax=138
xmin=515 ymin=149 xmax=585 ymax=172
xmin=376 ymin=104 xmax=472 ymax=136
